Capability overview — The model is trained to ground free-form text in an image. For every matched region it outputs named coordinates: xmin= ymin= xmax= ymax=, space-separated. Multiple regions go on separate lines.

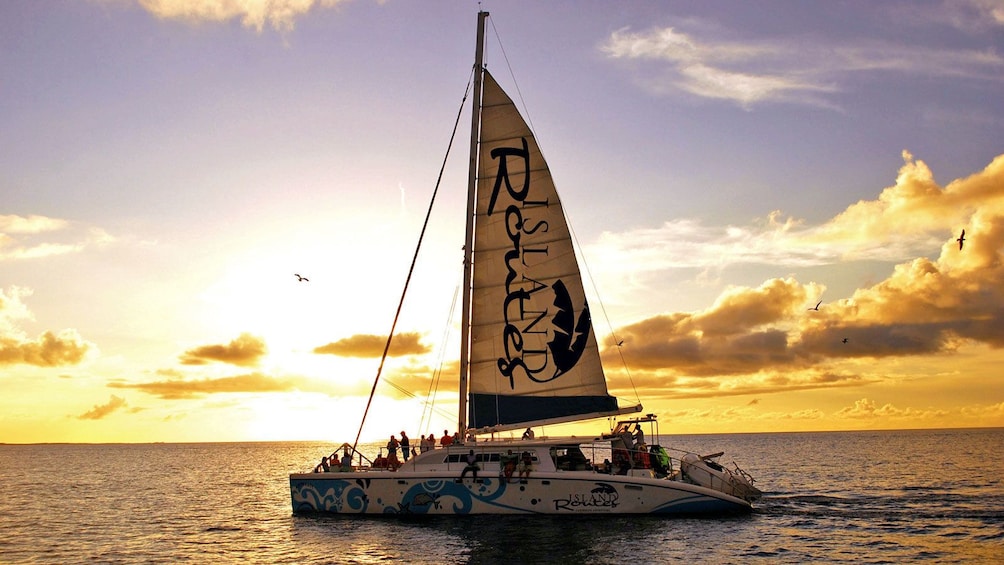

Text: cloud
xmin=314 ymin=332 xmax=431 ymax=358
xmin=0 ymin=330 xmax=92 ymax=367
xmin=803 ymin=151 xmax=1003 ymax=254
xmin=0 ymin=214 xmax=113 ymax=261
xmin=0 ymin=215 xmax=68 ymax=234
xmin=898 ymin=0 xmax=1004 ymax=34
xmin=599 ymin=153 xmax=1004 ymax=399
xmin=108 ymin=367 xmax=436 ymax=401
xmin=834 ymin=397 xmax=950 ymax=421
xmin=961 ymin=401 xmax=1004 ymax=419
xmin=605 ymin=277 xmax=815 ymax=377
xmin=137 ymin=0 xmax=349 ymax=33
xmin=77 ymin=395 xmax=128 ymax=420
xmin=110 ymin=371 xmax=298 ymax=399
xmin=600 ymin=20 xmax=1003 ymax=108
xmin=0 ymin=286 xmax=93 ymax=367
xmin=591 ymin=152 xmax=1004 ymax=280
xmin=179 ymin=333 xmax=267 ymax=366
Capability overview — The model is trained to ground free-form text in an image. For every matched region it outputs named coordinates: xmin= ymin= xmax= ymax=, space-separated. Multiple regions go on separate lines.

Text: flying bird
xmin=957 ymin=229 xmax=965 ymax=250
xmin=808 ymin=300 xmax=822 ymax=311
xmin=842 ymin=338 xmax=848 ymax=344
xmin=295 ymin=274 xmax=309 ymax=282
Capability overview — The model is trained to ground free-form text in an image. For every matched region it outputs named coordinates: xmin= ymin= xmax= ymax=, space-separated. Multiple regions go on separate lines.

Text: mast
xmin=458 ymin=11 xmax=488 ymax=437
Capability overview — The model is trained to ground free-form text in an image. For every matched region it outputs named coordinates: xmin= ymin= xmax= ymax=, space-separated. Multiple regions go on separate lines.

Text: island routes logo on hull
xmin=552 ymin=482 xmax=620 ymax=511
xmin=487 ymin=138 xmax=591 ymax=390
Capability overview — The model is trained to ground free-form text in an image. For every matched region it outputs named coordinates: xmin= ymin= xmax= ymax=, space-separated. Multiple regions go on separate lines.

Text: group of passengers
xmin=605 ymin=423 xmax=673 ymax=477
xmin=314 ymin=448 xmax=354 ymax=473
xmin=372 ymin=429 xmax=466 ymax=470
xmin=315 ymin=427 xmax=540 ymax=474
xmin=460 ymin=448 xmax=534 ymax=482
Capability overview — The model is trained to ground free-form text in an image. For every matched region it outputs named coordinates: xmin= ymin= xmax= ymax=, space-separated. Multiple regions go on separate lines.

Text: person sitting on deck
xmin=611 ymin=447 xmax=631 ymax=475
xmin=518 ymin=451 xmax=533 ymax=479
xmin=650 ymin=445 xmax=670 ymax=477
xmin=340 ymin=450 xmax=353 ymax=471
xmin=500 ymin=449 xmax=517 ymax=481
xmin=522 ymin=427 xmax=535 ymax=440
xmin=315 ymin=456 xmax=329 ymax=473
xmin=460 ymin=449 xmax=479 ymax=481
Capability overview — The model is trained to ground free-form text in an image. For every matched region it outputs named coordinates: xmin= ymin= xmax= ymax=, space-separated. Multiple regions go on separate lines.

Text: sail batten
xmin=468 ymin=70 xmax=622 ymax=430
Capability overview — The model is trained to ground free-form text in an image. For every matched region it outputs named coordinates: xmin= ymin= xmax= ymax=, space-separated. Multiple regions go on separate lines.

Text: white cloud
xmin=0 ymin=215 xmax=113 ymax=261
xmin=137 ymin=0 xmax=349 ymax=33
xmin=600 ymin=21 xmax=1003 ymax=107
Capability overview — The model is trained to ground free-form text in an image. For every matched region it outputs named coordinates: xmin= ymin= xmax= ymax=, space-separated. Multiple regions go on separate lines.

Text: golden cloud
xmin=800 ymin=152 xmax=1004 ymax=260
xmin=77 ymin=395 xmax=128 ymax=420
xmin=0 ymin=330 xmax=91 ymax=367
xmin=0 ymin=286 xmax=93 ymax=366
xmin=179 ymin=333 xmax=267 ymax=366
xmin=684 ymin=277 xmax=810 ymax=336
xmin=109 ymin=367 xmax=441 ymax=402
xmin=313 ymin=332 xmax=431 ymax=358
xmin=110 ymin=371 xmax=297 ymax=399
xmin=600 ymin=153 xmax=1004 ymax=401
xmin=834 ymin=397 xmax=950 ymax=420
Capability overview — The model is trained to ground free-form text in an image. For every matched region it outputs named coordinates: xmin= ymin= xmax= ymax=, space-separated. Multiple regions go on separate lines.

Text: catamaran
xmin=289 ymin=11 xmax=761 ymax=516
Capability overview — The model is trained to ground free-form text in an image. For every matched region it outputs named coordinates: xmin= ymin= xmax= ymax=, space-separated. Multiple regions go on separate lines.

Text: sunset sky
xmin=2 ymin=0 xmax=1003 ymax=444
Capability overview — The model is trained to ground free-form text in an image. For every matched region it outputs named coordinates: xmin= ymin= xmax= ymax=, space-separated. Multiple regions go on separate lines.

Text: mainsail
xmin=467 ymin=71 xmax=638 ymax=430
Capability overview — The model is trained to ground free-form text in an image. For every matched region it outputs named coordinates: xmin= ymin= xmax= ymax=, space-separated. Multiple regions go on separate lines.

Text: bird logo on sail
xmin=544 ymin=280 xmax=590 ymax=381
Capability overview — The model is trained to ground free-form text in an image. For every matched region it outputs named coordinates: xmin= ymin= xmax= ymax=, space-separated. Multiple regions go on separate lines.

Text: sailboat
xmin=289 ymin=11 xmax=761 ymax=515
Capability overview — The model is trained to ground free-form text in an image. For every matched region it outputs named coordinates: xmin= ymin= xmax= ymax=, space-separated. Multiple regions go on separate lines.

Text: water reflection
xmin=289 ymin=514 xmax=723 ymax=564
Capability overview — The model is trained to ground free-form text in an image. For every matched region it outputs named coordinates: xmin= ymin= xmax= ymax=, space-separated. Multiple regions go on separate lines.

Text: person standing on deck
xmin=633 ymin=424 xmax=645 ymax=450
xmin=400 ymin=431 xmax=411 ymax=462
xmin=386 ymin=435 xmax=400 ymax=470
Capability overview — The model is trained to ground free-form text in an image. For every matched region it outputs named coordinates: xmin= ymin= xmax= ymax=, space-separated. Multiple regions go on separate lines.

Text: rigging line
xmin=487 ymin=16 xmax=538 ymax=139
xmin=351 ymin=70 xmax=476 ymax=455
xmin=569 ymin=219 xmax=643 ymax=407
xmin=382 ymin=376 xmax=454 ymax=424
xmin=419 ymin=281 xmax=461 ymax=434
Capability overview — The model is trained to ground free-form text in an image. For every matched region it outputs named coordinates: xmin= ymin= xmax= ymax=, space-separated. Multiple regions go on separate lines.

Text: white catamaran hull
xmin=290 ymin=471 xmax=751 ymax=515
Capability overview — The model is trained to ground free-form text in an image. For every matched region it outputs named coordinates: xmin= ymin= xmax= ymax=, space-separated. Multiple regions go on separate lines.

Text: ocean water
xmin=1 ymin=428 xmax=1001 ymax=564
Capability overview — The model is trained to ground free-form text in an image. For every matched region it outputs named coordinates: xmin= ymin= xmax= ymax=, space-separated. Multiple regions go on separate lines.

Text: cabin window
xmin=552 ymin=446 xmax=592 ymax=471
